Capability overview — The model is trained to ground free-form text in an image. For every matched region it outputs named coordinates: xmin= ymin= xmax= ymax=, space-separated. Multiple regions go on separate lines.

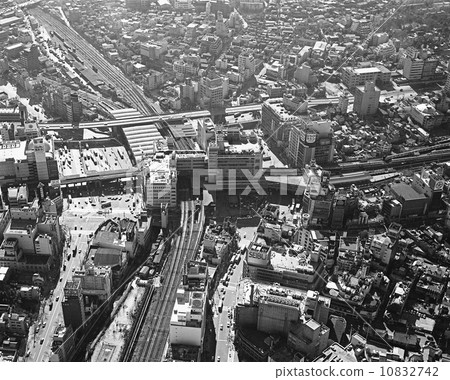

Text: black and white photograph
xmin=0 ymin=0 xmax=449 ymax=377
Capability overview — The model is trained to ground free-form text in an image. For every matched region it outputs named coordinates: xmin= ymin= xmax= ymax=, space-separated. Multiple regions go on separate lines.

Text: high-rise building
xmin=403 ymin=48 xmax=438 ymax=81
xmin=199 ymin=71 xmax=229 ymax=108
xmin=206 ymin=124 xmax=262 ymax=190
xmin=238 ymin=51 xmax=255 ymax=80
xmin=20 ymin=43 xmax=40 ymax=73
xmin=302 ymin=163 xmax=335 ymax=228
xmin=180 ymin=78 xmax=196 ymax=104
xmin=353 ymin=81 xmax=380 ymax=116
xmin=144 ymin=152 xmax=177 ymax=209
xmin=341 ymin=65 xmax=391 ymax=89
xmin=330 ymin=192 xmax=346 ymax=229
xmin=411 ymin=167 xmax=444 ymax=212
xmin=338 ymin=92 xmax=349 ymax=114
xmin=261 ymin=98 xmax=300 ymax=144
xmin=215 ymin=11 xmax=229 ymax=37
xmin=62 ymin=281 xmax=85 ymax=331
xmin=27 ymin=137 xmax=51 ymax=181
xmin=288 ymin=119 xmax=335 ymax=169
xmin=67 ymin=93 xmax=82 ymax=123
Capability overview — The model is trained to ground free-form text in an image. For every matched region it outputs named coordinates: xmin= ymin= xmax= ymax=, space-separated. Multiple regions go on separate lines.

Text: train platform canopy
xmin=109 ymin=108 xmax=164 ymax=161
xmin=109 ymin=108 xmax=142 ymax=119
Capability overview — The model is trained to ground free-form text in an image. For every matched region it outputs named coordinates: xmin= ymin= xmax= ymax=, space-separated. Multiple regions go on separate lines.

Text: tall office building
xmin=288 ymin=119 xmax=335 ymax=169
xmin=27 ymin=137 xmax=51 ymax=182
xmin=238 ymin=51 xmax=255 ymax=80
xmin=207 ymin=124 xmax=263 ymax=190
xmin=302 ymin=163 xmax=335 ymax=228
xmin=144 ymin=152 xmax=177 ymax=209
xmin=67 ymin=93 xmax=82 ymax=123
xmin=353 ymin=81 xmax=380 ymax=116
xmin=62 ymin=281 xmax=85 ymax=331
xmin=403 ymin=47 xmax=438 ymax=81
xmin=20 ymin=43 xmax=40 ymax=73
xmin=261 ymin=98 xmax=300 ymax=144
xmin=199 ymin=71 xmax=229 ymax=108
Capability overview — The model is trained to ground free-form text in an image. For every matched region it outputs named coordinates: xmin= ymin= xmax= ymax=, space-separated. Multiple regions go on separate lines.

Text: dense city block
xmin=1 ymin=0 xmax=450 ymax=364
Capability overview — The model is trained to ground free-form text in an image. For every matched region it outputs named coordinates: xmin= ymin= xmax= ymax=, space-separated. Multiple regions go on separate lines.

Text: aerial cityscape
xmin=0 ymin=0 xmax=450 ymax=365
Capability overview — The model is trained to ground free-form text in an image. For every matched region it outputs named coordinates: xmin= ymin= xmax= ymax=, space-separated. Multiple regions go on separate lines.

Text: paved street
xmin=26 ymin=185 xmax=142 ymax=361
xmin=213 ymin=259 xmax=243 ymax=362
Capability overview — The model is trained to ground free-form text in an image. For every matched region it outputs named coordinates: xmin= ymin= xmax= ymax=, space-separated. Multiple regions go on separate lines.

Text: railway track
xmin=130 ymin=201 xmax=204 ymax=361
xmin=131 ymin=201 xmax=190 ymax=361
xmin=120 ymin=286 xmax=155 ymax=362
xmin=30 ymin=8 xmax=156 ymax=116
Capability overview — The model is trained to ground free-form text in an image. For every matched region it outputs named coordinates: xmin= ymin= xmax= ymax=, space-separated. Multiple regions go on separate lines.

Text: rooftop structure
xmin=170 ymin=261 xmax=208 ymax=352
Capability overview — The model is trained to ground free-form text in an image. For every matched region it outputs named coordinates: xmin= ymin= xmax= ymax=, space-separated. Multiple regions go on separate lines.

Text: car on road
xmin=56 ymin=297 xmax=59 ymax=302
xmin=227 ymin=322 xmax=230 ymax=328
xmin=59 ymin=277 xmax=63 ymax=282
xmin=217 ymin=356 xmax=220 ymax=362
xmin=220 ymin=324 xmax=223 ymax=330
xmin=40 ymin=338 xmax=44 ymax=345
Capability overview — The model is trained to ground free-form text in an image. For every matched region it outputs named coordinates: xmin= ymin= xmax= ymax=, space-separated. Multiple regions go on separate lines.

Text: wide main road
xmin=131 ymin=200 xmax=204 ymax=361
xmin=29 ymin=8 xmax=156 ymax=116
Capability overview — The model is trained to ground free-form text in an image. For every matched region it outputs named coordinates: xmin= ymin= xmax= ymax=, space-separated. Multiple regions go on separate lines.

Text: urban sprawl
xmin=0 ymin=0 xmax=450 ymax=364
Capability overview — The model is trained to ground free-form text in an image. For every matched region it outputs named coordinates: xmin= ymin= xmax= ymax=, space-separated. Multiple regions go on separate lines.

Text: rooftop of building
xmin=237 ymin=278 xmax=305 ymax=308
xmin=8 ymin=218 xmax=37 ymax=232
xmin=270 ymin=246 xmax=317 ymax=275
xmin=390 ymin=182 xmax=427 ymax=201
xmin=89 ymin=246 xmax=125 ymax=268
xmin=313 ymin=343 xmax=357 ymax=362
xmin=0 ymin=140 xmax=26 ymax=162
xmin=263 ymin=98 xmax=301 ymax=120
xmin=171 ymin=284 xmax=206 ymax=327
xmin=413 ymin=102 xmax=441 ymax=116
xmin=339 ymin=236 xmax=360 ymax=253
xmin=55 ymin=139 xmax=132 ymax=180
